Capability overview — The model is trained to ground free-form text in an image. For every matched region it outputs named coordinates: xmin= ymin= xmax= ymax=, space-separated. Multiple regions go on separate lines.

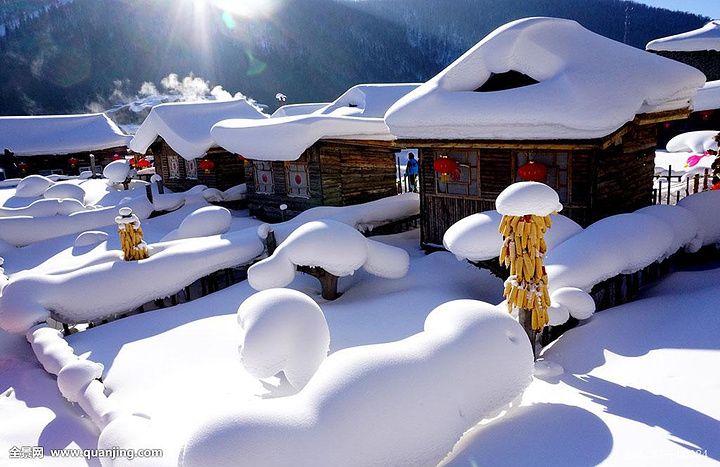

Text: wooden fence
xmin=653 ymin=165 xmax=711 ymax=205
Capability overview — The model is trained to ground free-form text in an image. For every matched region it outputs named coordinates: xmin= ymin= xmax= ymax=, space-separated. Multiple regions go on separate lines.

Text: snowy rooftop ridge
xmin=211 ymin=83 xmax=420 ymax=161
xmin=0 ymin=113 xmax=131 ymax=157
xmin=385 ymin=17 xmax=705 ymax=141
xmin=128 ymin=98 xmax=268 ymax=161
xmin=694 ymin=79 xmax=720 ymax=112
xmin=646 ymin=20 xmax=720 ymax=52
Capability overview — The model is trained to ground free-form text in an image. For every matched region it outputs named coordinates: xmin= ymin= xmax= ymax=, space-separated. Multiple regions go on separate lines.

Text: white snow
xmin=248 ymin=220 xmax=409 ymax=290
xmin=74 ymin=231 xmax=110 ymax=248
xmin=677 ymin=190 xmax=720 ymax=245
xmin=15 ymin=175 xmax=53 ymax=198
xmin=666 ymin=130 xmax=719 ymax=153
xmin=385 ymin=17 xmax=705 ymax=140
xmin=271 ymin=103 xmax=329 ymax=118
xmin=0 ymin=198 xmax=86 ymax=217
xmin=237 ymin=288 xmax=330 ymax=390
xmin=180 ymin=299 xmax=534 ymax=467
xmin=635 ymin=205 xmax=703 ymax=254
xmin=211 ymin=84 xmax=420 ymax=161
xmin=0 ymin=113 xmax=131 ymax=156
xmin=442 ymin=210 xmax=581 ymax=262
xmin=160 ymin=206 xmax=232 ymax=242
xmin=550 ymin=287 xmax=596 ymax=320
xmin=495 ymin=181 xmax=563 ymax=216
xmin=694 ymin=80 xmax=720 ymax=112
xmin=129 ymin=98 xmax=268 ymax=160
xmin=545 ymin=213 xmax=674 ymax=292
xmin=646 ymin=20 xmax=720 ymax=52
xmin=103 ymin=160 xmax=131 ymax=183
xmin=43 ymin=182 xmax=87 ymax=204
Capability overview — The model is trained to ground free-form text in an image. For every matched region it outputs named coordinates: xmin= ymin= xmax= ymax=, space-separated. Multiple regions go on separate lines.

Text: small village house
xmin=211 ymin=84 xmax=419 ymax=221
xmin=384 ymin=17 xmax=706 ymax=249
xmin=128 ymin=98 xmax=267 ymax=192
xmin=0 ymin=113 xmax=131 ymax=178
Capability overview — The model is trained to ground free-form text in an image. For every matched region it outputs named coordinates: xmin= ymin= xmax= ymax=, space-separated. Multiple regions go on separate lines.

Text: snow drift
xmin=180 ymin=299 xmax=534 ymax=467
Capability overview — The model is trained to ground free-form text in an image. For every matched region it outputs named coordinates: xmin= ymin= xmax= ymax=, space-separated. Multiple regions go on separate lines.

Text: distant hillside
xmin=0 ymin=0 xmax=708 ymax=116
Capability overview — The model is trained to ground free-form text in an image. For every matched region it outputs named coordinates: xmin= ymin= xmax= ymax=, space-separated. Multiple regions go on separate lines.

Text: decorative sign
xmin=186 ymin=159 xmax=198 ymax=179
xmin=168 ymin=155 xmax=181 ymax=179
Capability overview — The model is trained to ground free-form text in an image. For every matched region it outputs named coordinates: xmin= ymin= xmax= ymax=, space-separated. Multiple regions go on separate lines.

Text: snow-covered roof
xmin=211 ymin=83 xmax=420 ymax=161
xmin=385 ymin=17 xmax=705 ymax=141
xmin=646 ymin=20 xmax=720 ymax=52
xmin=694 ymin=79 xmax=720 ymax=111
xmin=0 ymin=113 xmax=131 ymax=157
xmin=128 ymin=98 xmax=268 ymax=161
xmin=271 ymin=103 xmax=329 ymax=118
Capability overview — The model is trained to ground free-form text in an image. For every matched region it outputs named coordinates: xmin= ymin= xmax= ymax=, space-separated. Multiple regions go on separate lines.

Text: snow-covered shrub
xmin=248 ymin=220 xmax=409 ymax=292
xmin=15 ymin=174 xmax=53 ymax=197
xmin=666 ymin=130 xmax=719 ymax=154
xmin=43 ymin=182 xmax=86 ymax=204
xmin=550 ymin=287 xmax=595 ymax=320
xmin=103 ymin=160 xmax=131 ymax=183
xmin=237 ymin=289 xmax=329 ymax=390
xmin=160 ymin=206 xmax=232 ymax=242
xmin=677 ymin=190 xmax=720 ymax=246
xmin=180 ymin=299 xmax=534 ymax=467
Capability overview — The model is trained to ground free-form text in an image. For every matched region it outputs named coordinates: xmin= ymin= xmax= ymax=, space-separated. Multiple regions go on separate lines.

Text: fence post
xmin=693 ymin=174 xmax=700 ymax=195
xmin=703 ymin=169 xmax=709 ymax=191
xmin=666 ymin=165 xmax=672 ymax=204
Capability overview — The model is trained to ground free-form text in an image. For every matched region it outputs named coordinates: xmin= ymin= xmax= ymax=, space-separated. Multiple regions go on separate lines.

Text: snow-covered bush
xmin=180 ymin=299 xmax=534 ymax=467
xmin=43 ymin=182 xmax=86 ymax=204
xmin=15 ymin=174 xmax=53 ymax=197
xmin=550 ymin=287 xmax=596 ymax=321
xmin=103 ymin=160 xmax=131 ymax=183
xmin=160 ymin=206 xmax=232 ymax=242
xmin=237 ymin=289 xmax=329 ymax=390
xmin=248 ymin=219 xmax=409 ymax=293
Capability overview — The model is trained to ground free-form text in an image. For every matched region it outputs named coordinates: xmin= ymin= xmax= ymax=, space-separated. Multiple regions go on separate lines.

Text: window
xmin=475 ymin=71 xmax=539 ymax=92
xmin=254 ymin=161 xmax=274 ymax=194
xmin=515 ymin=151 xmax=569 ymax=202
xmin=186 ymin=159 xmax=198 ymax=180
xmin=435 ymin=151 xmax=478 ymax=196
xmin=168 ymin=155 xmax=181 ymax=179
xmin=285 ymin=162 xmax=310 ymax=197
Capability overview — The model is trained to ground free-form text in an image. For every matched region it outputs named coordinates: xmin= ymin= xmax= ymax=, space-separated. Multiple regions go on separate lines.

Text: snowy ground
xmin=0 ymin=182 xmax=718 ymax=465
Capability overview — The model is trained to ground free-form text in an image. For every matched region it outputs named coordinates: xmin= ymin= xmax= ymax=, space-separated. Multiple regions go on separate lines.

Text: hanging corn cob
xmin=495 ymin=181 xmax=563 ymax=338
xmin=115 ymin=207 xmax=149 ymax=261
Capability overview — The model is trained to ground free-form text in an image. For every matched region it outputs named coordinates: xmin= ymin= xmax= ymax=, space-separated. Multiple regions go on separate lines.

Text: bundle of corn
xmin=115 ymin=207 xmax=149 ymax=261
xmin=499 ymin=214 xmax=553 ymax=331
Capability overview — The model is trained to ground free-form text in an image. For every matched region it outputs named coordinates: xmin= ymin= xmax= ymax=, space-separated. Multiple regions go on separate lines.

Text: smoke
xmin=159 ymin=73 xmax=210 ymax=100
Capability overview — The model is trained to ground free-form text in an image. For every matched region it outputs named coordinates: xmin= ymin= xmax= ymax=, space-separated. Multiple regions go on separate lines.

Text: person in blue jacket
xmin=406 ymin=152 xmax=419 ymax=193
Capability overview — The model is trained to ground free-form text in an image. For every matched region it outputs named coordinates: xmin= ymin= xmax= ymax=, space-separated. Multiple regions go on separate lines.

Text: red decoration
xmin=700 ymin=110 xmax=713 ymax=121
xmin=199 ymin=159 xmax=215 ymax=174
xmin=112 ymin=154 xmax=123 ymax=161
xmin=433 ymin=156 xmax=459 ymax=183
xmin=517 ymin=161 xmax=548 ymax=182
xmin=18 ymin=161 xmax=29 ymax=173
xmin=294 ymin=174 xmax=302 ymax=185
xmin=712 ymin=182 xmax=720 ymax=191
xmin=237 ymin=154 xmax=245 ymax=161
xmin=137 ymin=159 xmax=150 ymax=169
xmin=67 ymin=157 xmax=79 ymax=167
xmin=261 ymin=173 xmax=269 ymax=184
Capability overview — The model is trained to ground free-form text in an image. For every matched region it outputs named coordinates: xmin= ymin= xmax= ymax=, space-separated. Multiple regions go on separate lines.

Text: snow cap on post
xmin=496 ymin=182 xmax=562 ymax=217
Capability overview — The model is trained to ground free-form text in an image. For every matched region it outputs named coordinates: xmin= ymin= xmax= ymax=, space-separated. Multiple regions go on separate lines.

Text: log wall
xmin=155 ymin=142 xmax=245 ymax=192
xmin=16 ymin=146 xmax=126 ymax=176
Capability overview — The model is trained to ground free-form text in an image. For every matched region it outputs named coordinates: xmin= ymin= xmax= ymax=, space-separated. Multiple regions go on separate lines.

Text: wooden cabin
xmin=384 ymin=17 xmax=705 ymax=249
xmin=243 ymin=139 xmax=397 ymax=221
xmin=129 ymin=98 xmax=267 ymax=192
xmin=211 ymin=84 xmax=420 ymax=222
xmin=0 ymin=113 xmax=131 ymax=178
xmin=646 ymin=20 xmax=720 ymax=81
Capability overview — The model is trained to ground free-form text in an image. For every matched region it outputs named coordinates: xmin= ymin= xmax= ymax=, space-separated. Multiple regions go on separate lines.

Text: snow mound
xmin=103 ymin=160 xmax=131 ymax=183
xmin=496 ymin=182 xmax=562 ymax=217
xmin=551 ymin=287 xmax=595 ymax=320
xmin=43 ymin=182 xmax=86 ymax=204
xmin=666 ymin=130 xmax=719 ymax=153
xmin=677 ymin=190 xmax=720 ymax=246
xmin=57 ymin=359 xmax=104 ymax=403
xmin=545 ymin=213 xmax=673 ymax=292
xmin=98 ymin=416 xmax=169 ymax=467
xmin=15 ymin=175 xmax=53 ymax=198
xmin=161 ymin=206 xmax=232 ymax=242
xmin=646 ymin=20 xmax=720 ymax=52
xmin=546 ymin=303 xmax=570 ymax=326
xmin=0 ymin=198 xmax=86 ymax=218
xmin=443 ymin=210 xmax=580 ymax=262
xmin=237 ymin=289 xmax=330 ymax=390
xmin=74 ymin=231 xmax=109 ymax=248
xmin=635 ymin=205 xmax=703 ymax=254
xmin=248 ymin=220 xmax=409 ymax=291
xmin=180 ymin=299 xmax=534 ymax=467
xmin=534 ymin=360 xmax=564 ymax=379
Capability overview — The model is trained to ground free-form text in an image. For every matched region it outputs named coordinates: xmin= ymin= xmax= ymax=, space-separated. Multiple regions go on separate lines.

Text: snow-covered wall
xmin=181 ymin=299 xmax=534 ymax=467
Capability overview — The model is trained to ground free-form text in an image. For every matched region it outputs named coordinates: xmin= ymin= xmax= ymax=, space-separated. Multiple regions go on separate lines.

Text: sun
xmin=194 ymin=0 xmax=281 ymax=19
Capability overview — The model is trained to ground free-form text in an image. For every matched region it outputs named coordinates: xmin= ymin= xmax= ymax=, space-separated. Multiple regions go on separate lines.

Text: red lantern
xmin=433 ymin=156 xmax=459 ymax=183
xmin=18 ymin=161 xmax=29 ymax=174
xmin=701 ymin=110 xmax=713 ymax=121
xmin=112 ymin=154 xmax=123 ymax=161
xmin=237 ymin=154 xmax=245 ymax=161
xmin=517 ymin=161 xmax=548 ymax=182
xmin=137 ymin=159 xmax=150 ymax=169
xmin=712 ymin=182 xmax=720 ymax=191
xmin=199 ymin=159 xmax=215 ymax=174
xmin=68 ymin=157 xmax=79 ymax=167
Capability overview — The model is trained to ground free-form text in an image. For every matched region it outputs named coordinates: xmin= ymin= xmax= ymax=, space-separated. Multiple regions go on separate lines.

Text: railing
xmin=653 ymin=165 xmax=711 ymax=205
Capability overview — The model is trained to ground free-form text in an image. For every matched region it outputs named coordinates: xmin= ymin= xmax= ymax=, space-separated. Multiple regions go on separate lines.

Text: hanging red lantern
xmin=517 ymin=160 xmax=548 ymax=182
xmin=68 ymin=157 xmax=79 ymax=167
xmin=137 ymin=159 xmax=150 ymax=169
xmin=18 ymin=161 xmax=29 ymax=174
xmin=433 ymin=156 xmax=459 ymax=183
xmin=112 ymin=154 xmax=123 ymax=161
xmin=199 ymin=159 xmax=215 ymax=174
xmin=700 ymin=110 xmax=713 ymax=121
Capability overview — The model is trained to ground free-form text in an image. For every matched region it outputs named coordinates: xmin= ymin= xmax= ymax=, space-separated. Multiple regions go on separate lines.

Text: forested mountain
xmin=0 ymin=0 xmax=709 ymax=116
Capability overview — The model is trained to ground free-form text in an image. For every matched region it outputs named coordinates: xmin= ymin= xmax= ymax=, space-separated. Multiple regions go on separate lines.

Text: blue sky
xmin=635 ymin=0 xmax=717 ymax=18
